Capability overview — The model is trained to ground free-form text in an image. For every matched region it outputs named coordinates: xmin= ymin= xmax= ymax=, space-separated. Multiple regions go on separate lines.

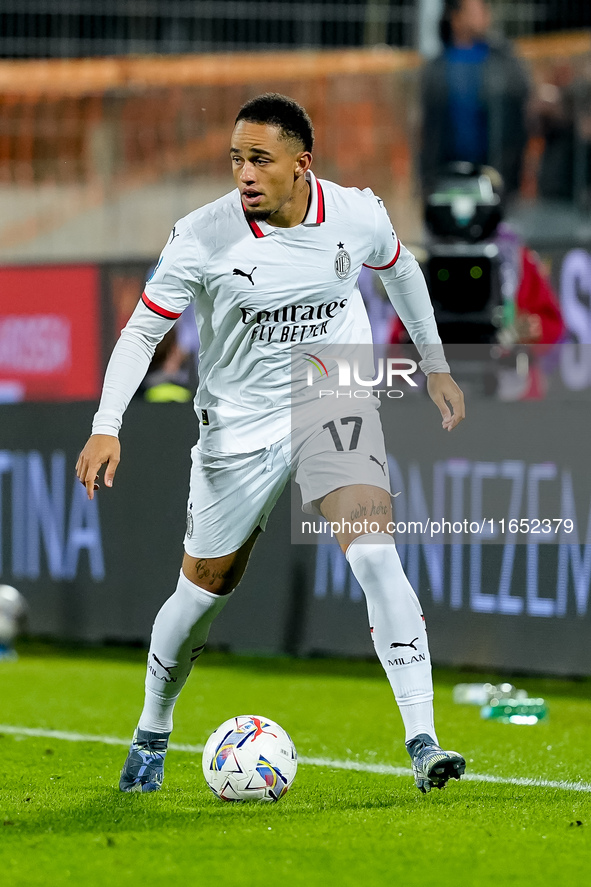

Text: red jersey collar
xmin=243 ymin=170 xmax=325 ymax=238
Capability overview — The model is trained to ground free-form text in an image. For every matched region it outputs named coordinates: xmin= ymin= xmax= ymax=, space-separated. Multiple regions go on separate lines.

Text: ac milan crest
xmin=334 ymin=242 xmax=351 ymax=279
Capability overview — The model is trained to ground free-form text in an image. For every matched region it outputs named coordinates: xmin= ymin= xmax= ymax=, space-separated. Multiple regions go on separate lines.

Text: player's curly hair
xmin=235 ymin=93 xmax=314 ymax=153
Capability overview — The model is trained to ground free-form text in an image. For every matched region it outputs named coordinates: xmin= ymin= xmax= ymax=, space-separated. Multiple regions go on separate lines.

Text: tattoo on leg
xmin=193 ymin=559 xmax=231 ymax=587
xmin=370 ymin=499 xmax=388 ymax=516
xmin=349 ymin=499 xmax=390 ymax=523
xmin=350 ymin=502 xmax=368 ymax=521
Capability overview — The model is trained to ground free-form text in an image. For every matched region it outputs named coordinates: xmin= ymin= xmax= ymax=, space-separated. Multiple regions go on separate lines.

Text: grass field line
xmin=2 ymin=723 xmax=590 ymax=794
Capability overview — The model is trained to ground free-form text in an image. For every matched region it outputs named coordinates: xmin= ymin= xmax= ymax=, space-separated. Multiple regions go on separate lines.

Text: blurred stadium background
xmin=1 ymin=0 xmax=590 ymax=676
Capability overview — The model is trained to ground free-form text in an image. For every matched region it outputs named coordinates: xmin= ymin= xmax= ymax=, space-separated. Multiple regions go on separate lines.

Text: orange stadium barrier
xmin=0 ymin=48 xmax=425 ymax=251
xmin=0 ymin=48 xmax=421 ymax=188
xmin=0 ymin=34 xmax=589 ymax=253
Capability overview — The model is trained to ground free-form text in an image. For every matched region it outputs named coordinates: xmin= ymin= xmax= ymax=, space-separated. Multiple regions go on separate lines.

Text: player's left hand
xmin=427 ymin=372 xmax=465 ymax=432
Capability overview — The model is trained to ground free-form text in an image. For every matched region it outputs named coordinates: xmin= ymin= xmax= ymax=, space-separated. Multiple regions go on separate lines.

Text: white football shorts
xmin=184 ymin=407 xmax=391 ymax=558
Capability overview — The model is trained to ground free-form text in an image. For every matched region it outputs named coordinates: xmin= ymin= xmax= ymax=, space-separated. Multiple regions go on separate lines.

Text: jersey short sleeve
xmin=362 ymin=190 xmax=401 ymax=271
xmin=142 ymin=219 xmax=205 ymax=319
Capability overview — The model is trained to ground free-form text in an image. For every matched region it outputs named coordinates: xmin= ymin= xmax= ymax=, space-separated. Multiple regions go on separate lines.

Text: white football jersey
xmin=143 ymin=170 xmax=400 ymax=452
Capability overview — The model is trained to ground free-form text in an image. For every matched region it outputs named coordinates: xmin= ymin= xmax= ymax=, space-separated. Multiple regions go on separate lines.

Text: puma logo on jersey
xmin=169 ymin=225 xmax=180 ymax=242
xmin=369 ymin=454 xmax=386 ymax=475
xmin=233 ymin=266 xmax=257 ymax=286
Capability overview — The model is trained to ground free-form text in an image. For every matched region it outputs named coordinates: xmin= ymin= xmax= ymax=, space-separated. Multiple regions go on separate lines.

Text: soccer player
xmin=76 ymin=94 xmax=466 ymax=795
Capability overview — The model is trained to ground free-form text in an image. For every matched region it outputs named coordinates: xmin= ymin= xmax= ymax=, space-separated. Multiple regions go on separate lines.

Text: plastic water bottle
xmin=453 ymin=682 xmax=527 ymax=706
xmin=453 ymin=683 xmax=497 ymax=706
xmin=481 ymin=697 xmax=548 ymax=725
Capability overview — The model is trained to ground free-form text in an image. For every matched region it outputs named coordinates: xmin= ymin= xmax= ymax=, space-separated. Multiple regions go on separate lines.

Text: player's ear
xmin=294 ymin=151 xmax=313 ymax=178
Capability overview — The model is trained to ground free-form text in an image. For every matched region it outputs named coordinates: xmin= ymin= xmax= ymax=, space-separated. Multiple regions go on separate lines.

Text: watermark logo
xmin=304 ymin=354 xmax=419 ymax=396
xmin=303 ymin=353 xmax=329 ymax=380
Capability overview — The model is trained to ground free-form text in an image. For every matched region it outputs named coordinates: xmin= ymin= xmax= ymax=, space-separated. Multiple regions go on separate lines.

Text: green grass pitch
xmin=1 ymin=643 xmax=590 ymax=887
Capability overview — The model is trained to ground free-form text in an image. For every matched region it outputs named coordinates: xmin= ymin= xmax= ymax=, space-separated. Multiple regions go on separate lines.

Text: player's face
xmin=230 ymin=121 xmax=311 ymax=223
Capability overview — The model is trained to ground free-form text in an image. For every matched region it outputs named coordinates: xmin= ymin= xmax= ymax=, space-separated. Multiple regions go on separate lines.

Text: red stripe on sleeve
xmin=316 ymin=180 xmax=325 ymax=224
xmin=363 ymin=239 xmax=401 ymax=271
xmin=141 ymin=292 xmax=182 ymax=319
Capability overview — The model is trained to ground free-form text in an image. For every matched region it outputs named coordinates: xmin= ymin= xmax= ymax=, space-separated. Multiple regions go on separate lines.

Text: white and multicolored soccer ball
xmin=0 ymin=585 xmax=27 ymax=646
xmin=202 ymin=715 xmax=297 ymax=803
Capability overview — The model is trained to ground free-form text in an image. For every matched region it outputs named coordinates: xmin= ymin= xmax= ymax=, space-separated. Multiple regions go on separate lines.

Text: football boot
xmin=119 ymin=727 xmax=170 ymax=793
xmin=405 ymin=732 xmax=466 ymax=794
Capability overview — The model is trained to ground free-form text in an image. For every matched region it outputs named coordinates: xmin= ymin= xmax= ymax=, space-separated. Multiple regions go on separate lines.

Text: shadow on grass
xmin=4 ymin=777 xmax=555 ymax=838
xmin=3 ymin=790 xmax=399 ymax=836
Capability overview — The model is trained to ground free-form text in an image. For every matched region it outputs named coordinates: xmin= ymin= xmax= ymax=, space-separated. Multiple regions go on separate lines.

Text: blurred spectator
xmin=533 ymin=64 xmax=591 ymax=204
xmin=494 ymin=225 xmax=564 ymax=399
xmin=494 ymin=222 xmax=564 ymax=346
xmin=140 ymin=280 xmax=200 ymax=403
xmin=420 ymin=0 xmax=530 ymax=198
xmin=140 ymin=327 xmax=192 ymax=403
xmin=175 ymin=304 xmax=200 ymax=377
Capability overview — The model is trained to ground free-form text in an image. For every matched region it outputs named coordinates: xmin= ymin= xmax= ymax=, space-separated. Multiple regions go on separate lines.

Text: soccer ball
xmin=0 ymin=585 xmax=27 ymax=651
xmin=202 ymin=715 xmax=297 ymax=803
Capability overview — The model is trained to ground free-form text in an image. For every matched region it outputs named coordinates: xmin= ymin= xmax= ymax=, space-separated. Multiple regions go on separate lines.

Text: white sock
xmin=346 ymin=533 xmax=438 ymax=744
xmin=138 ymin=570 xmax=231 ymax=734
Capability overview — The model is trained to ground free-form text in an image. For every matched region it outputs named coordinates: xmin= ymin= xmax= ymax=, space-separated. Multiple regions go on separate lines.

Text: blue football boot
xmin=406 ymin=733 xmax=466 ymax=794
xmin=119 ymin=727 xmax=170 ymax=793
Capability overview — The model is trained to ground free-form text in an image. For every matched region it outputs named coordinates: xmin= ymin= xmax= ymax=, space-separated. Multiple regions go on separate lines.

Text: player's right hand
xmin=75 ymin=434 xmax=121 ymax=500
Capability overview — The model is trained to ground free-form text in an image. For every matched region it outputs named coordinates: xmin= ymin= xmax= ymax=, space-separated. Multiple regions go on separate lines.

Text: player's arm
xmin=77 ymin=221 xmax=202 ymax=499
xmin=76 ymin=302 xmax=178 ymax=499
xmin=375 ymin=247 xmax=464 ymax=430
